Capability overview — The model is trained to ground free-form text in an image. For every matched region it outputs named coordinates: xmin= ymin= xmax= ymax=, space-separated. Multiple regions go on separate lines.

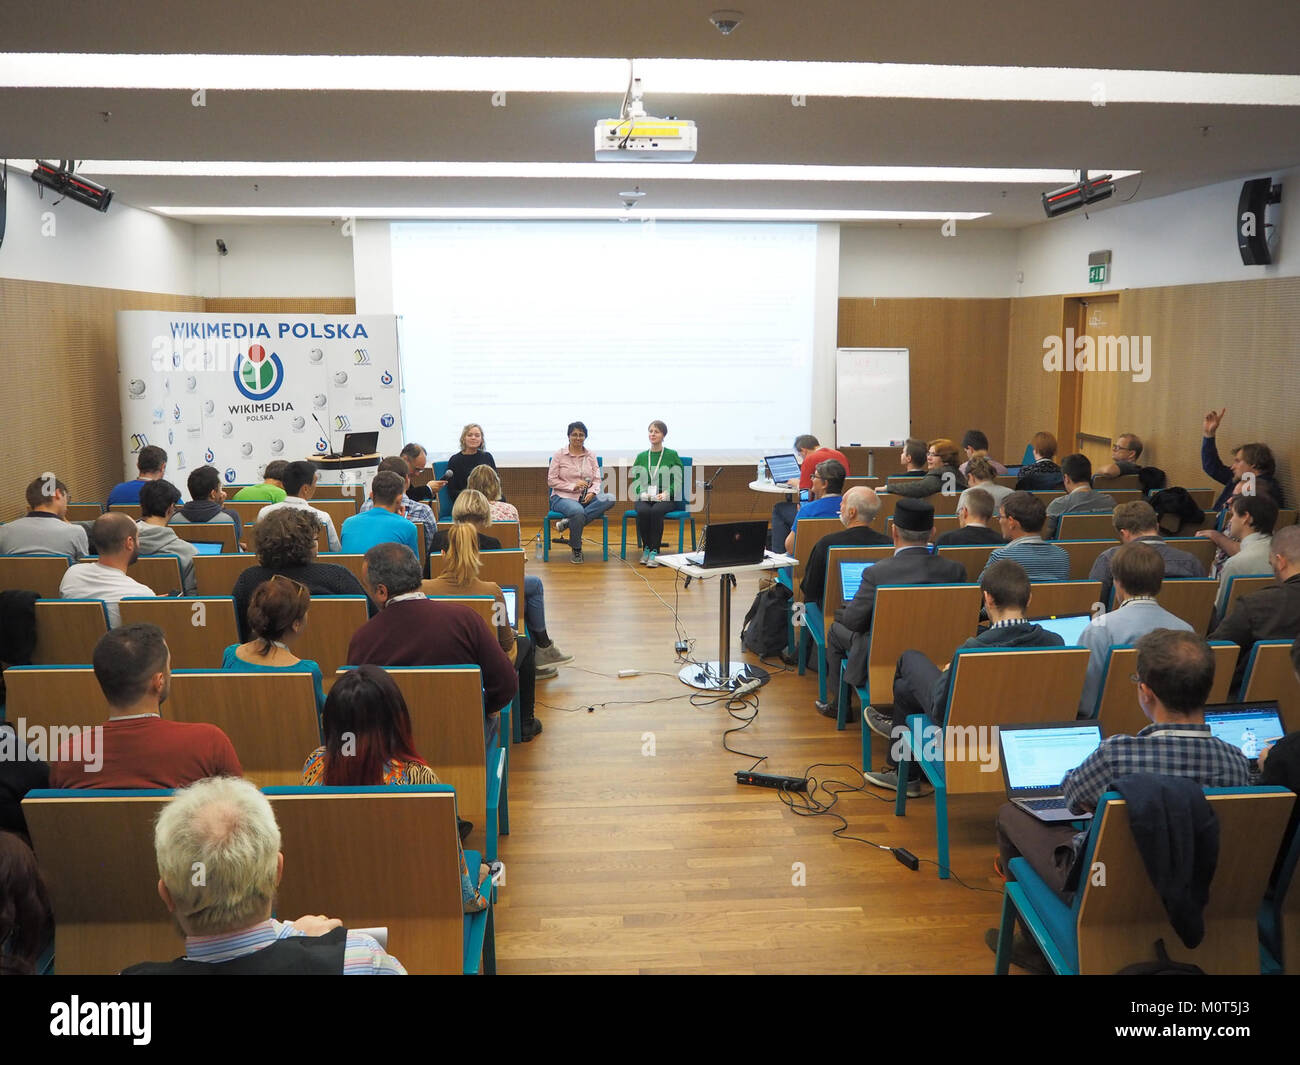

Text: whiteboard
xmin=835 ymin=348 xmax=911 ymax=448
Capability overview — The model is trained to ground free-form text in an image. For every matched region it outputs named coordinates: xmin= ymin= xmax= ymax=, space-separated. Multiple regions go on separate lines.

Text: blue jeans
xmin=549 ymin=493 xmax=615 ymax=552
xmin=523 ymin=574 xmax=546 ymax=634
xmin=770 ymin=501 xmax=798 ymax=552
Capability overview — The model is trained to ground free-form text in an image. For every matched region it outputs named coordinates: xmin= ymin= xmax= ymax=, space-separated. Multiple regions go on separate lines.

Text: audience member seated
xmin=1202 ymin=493 xmax=1278 ymax=615
xmin=1044 ymin=454 xmax=1117 ymax=539
xmin=122 ymin=776 xmax=405 ymax=975
xmin=886 ymin=439 xmax=968 ymax=498
xmin=1258 ymin=637 xmax=1300 ymax=899
xmin=136 ymin=479 xmax=198 ymax=594
xmin=340 ymin=471 xmax=419 ymax=557
xmin=399 ymin=442 xmax=445 ymax=513
xmin=1197 ymin=483 xmax=1280 ymax=568
xmin=425 ymin=522 xmax=541 ymax=740
xmin=0 ymin=831 xmax=52 ymax=975
xmin=957 ymin=457 xmax=1013 ymax=516
xmin=800 ymin=486 xmax=889 ymax=610
xmin=1088 ymin=500 xmax=1206 ymax=605
xmin=1077 ymin=543 xmax=1193 ymax=717
xmin=1093 ymin=432 xmax=1144 ymax=480
xmin=784 ymin=458 xmax=846 ymax=554
xmin=231 ymin=507 xmax=371 ymax=642
xmin=435 ymin=489 xmax=570 ymax=672
xmin=863 ymin=560 xmax=1064 ymax=795
xmin=445 ymin=423 xmax=498 ymax=506
xmin=935 ymin=486 xmax=1005 ymax=547
xmin=232 ymin=460 xmax=288 ymax=503
xmin=1201 ymin=407 xmax=1286 ymax=510
xmin=1210 ymin=525 xmax=1300 ymax=691
xmin=0 ymin=721 xmax=48 ymax=844
xmin=222 ymin=576 xmax=327 ymax=715
xmin=169 ymin=465 xmax=244 ymax=544
xmin=822 ymin=499 xmax=966 ymax=722
xmin=896 ymin=439 xmax=928 ymax=477
xmin=547 ymin=421 xmax=617 ymax=564
xmin=768 ymin=433 xmax=851 ymax=553
xmin=107 ymin=444 xmax=168 ymax=507
xmin=980 ymin=492 xmax=1070 ymax=581
xmin=631 ymin=419 xmax=686 ymax=567
xmin=302 ymin=665 xmax=490 ymax=911
xmin=50 ymin=624 xmax=242 ymax=788
xmin=995 ymin=629 xmax=1251 ymax=897
xmin=58 ymin=513 xmax=155 ymax=627
xmin=359 ymin=456 xmax=436 ymax=557
xmin=348 ymin=543 xmax=517 ymax=751
xmin=958 ymin=429 xmax=1009 ymax=477
xmin=468 ymin=464 xmax=518 ymax=524
xmin=0 ymin=474 xmax=90 ymax=560
xmin=1014 ymin=432 xmax=1064 ymax=491
xmin=257 ymin=460 xmax=341 ymax=552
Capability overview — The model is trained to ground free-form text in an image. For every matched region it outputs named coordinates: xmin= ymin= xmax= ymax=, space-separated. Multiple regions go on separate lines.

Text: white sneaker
xmin=646 ymin=551 xmax=660 ymax=568
xmin=555 ymin=518 xmax=570 ymax=533
xmin=639 ymin=548 xmax=650 ymax=565
xmin=535 ymin=643 xmax=574 ymax=667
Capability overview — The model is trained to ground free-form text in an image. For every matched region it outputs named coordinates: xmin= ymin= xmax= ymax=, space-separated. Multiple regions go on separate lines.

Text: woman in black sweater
xmin=232 ymin=507 xmax=374 ymax=641
xmin=444 ymin=423 xmax=498 ymax=505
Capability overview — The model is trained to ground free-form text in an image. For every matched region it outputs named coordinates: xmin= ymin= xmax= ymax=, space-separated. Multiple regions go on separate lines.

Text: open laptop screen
xmin=840 ymin=561 xmax=875 ymax=601
xmin=999 ymin=724 xmax=1103 ymax=794
xmin=1029 ymin=613 xmax=1092 ymax=646
xmin=1203 ymin=703 xmax=1284 ymax=759
xmin=764 ymin=454 xmax=802 ymax=483
xmin=191 ymin=541 xmax=224 ymax=555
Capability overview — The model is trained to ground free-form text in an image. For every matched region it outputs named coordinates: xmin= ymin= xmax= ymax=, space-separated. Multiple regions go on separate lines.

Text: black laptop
xmin=339 ymin=431 xmax=379 ymax=456
xmin=683 ymin=521 xmax=769 ymax=569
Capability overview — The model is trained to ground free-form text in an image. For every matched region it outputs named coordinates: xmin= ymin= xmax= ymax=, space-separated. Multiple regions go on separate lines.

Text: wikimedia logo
xmin=380 ymin=369 xmax=394 ymax=387
xmin=233 ymin=344 xmax=286 ymax=401
xmin=204 ymin=448 xmax=215 ymax=463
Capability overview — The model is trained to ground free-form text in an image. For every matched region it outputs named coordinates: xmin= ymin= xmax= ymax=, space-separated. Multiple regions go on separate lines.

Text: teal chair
xmin=996 ymin=787 xmax=1294 ymax=975
xmin=796 ymin=601 xmax=828 ymax=706
xmin=1261 ymin=814 xmax=1300 ymax=974
xmin=619 ymin=456 xmax=697 ymax=559
xmin=433 ymin=460 xmax=453 ymax=517
xmin=542 ymin=456 xmax=609 ymax=561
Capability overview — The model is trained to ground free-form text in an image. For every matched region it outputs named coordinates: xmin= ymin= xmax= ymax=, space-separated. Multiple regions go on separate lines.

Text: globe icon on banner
xmin=291 ymin=415 xmax=306 ymax=430
xmin=203 ymin=399 xmax=215 ymax=415
xmin=240 ymin=442 xmax=254 ymax=457
xmin=270 ymin=439 xmax=285 ymax=454
xmin=313 ymin=393 xmax=327 ymax=408
xmin=221 ymin=421 xmax=234 ymax=437
xmin=128 ymin=378 xmax=147 ymax=396
xmin=309 ymin=348 xmax=324 ymax=364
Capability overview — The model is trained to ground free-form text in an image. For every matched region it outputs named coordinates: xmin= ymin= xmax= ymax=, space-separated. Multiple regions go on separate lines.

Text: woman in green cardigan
xmin=631 ymin=420 xmax=685 ymax=567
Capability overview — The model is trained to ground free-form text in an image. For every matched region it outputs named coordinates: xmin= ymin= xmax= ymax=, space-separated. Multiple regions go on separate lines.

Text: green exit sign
xmin=1089 ymin=263 xmax=1108 ymax=284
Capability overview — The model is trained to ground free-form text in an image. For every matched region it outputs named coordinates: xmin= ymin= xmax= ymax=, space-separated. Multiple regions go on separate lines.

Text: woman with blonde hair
xmin=425 ymin=519 xmax=542 ymax=740
xmin=467 ymin=464 xmax=518 ymax=524
xmin=887 ymin=437 xmax=968 ymax=498
xmin=444 ymin=423 xmax=497 ymax=506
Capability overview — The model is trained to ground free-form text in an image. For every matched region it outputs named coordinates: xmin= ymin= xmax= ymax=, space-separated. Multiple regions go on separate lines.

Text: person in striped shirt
xmin=980 ymin=491 xmax=1070 ymax=582
xmin=122 ymin=776 xmax=406 ymax=975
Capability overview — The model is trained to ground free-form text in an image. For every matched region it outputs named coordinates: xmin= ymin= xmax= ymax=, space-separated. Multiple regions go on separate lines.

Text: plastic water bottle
xmin=756 ymin=460 xmax=766 ymax=484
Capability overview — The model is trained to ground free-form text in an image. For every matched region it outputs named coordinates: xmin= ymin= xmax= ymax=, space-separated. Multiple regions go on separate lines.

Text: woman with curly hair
xmin=232 ymin=506 xmax=372 ymax=641
xmin=0 ymin=831 xmax=53 ymax=975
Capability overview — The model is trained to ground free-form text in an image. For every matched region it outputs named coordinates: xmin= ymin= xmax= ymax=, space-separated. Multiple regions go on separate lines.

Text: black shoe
xmin=815 ymin=699 xmax=837 ymax=719
xmin=520 ymin=718 xmax=544 ymax=741
xmin=457 ymin=818 xmax=474 ymax=842
xmin=779 ymin=649 xmax=799 ymax=667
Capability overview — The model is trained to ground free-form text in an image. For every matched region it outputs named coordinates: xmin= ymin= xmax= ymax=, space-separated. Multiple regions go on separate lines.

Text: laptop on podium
xmin=340 ymin=430 xmax=379 ymax=457
xmin=684 ymin=521 xmax=769 ymax=569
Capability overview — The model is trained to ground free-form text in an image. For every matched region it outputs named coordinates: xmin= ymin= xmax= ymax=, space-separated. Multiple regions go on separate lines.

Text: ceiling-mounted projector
xmin=1041 ymin=170 xmax=1114 ymax=218
xmin=595 ymin=69 xmax=696 ymax=161
xmin=31 ymin=160 xmax=114 ymax=212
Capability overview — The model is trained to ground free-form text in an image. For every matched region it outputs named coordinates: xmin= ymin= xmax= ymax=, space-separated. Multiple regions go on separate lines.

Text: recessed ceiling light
xmin=147 ymin=205 xmax=992 ymax=222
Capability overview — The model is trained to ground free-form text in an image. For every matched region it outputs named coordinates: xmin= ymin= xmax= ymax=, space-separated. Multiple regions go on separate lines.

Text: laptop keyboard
xmin=1022 ymin=797 xmax=1069 ymax=811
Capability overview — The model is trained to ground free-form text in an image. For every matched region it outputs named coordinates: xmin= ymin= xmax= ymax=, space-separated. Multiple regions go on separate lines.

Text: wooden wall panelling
xmin=1004 ymin=294 xmax=1065 ymax=466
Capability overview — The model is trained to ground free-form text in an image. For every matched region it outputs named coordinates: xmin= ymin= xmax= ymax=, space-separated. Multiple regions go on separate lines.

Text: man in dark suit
xmin=1210 ymin=524 xmax=1300 ymax=691
xmin=821 ymin=498 xmax=967 ymax=720
xmin=799 ymin=486 xmax=890 ymax=609
xmin=863 ymin=560 xmax=1065 ymax=795
xmin=934 ymin=487 xmax=1005 ymax=547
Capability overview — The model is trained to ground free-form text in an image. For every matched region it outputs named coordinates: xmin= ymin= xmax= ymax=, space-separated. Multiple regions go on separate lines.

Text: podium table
xmin=654 ymin=551 xmax=796 ymax=691
xmin=310 ymin=454 xmax=380 ymax=487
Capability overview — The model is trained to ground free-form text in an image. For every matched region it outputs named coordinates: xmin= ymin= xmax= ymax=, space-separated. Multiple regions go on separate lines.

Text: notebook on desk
xmin=998 ymin=722 xmax=1103 ymax=823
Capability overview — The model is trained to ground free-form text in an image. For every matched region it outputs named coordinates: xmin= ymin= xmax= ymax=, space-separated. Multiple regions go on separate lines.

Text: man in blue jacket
xmin=863 ymin=560 xmax=1064 ymax=796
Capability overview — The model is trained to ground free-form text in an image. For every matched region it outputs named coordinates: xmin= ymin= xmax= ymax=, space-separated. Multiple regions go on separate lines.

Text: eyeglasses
xmin=270 ymin=573 xmax=310 ymax=600
xmin=1129 ymin=671 xmax=1143 ymax=685
xmin=1111 ymin=444 xmax=1133 ymax=452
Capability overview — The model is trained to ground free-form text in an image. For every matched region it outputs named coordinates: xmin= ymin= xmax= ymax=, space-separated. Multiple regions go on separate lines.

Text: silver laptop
xmin=998 ymin=722 xmax=1103 ymax=823
xmin=763 ymin=453 xmax=802 ymax=484
xmin=1203 ymin=702 xmax=1284 ymax=764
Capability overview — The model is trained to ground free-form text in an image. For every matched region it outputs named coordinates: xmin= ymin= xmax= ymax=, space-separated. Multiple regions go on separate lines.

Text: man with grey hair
xmin=799 ymin=486 xmax=889 ymax=610
xmin=1211 ymin=524 xmax=1300 ymax=691
xmin=57 ymin=512 xmax=154 ymax=627
xmin=122 ymin=776 xmax=406 ymax=974
xmin=1087 ymin=499 xmax=1205 ymax=605
xmin=347 ymin=543 xmax=517 ymax=741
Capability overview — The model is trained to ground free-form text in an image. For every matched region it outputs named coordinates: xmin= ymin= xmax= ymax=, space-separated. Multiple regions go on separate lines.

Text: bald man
xmin=58 ymin=512 xmax=156 ymax=626
xmin=799 ymin=486 xmax=890 ymax=610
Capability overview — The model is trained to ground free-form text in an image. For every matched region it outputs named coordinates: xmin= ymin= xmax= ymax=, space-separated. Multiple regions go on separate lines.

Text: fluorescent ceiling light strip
xmin=2 ymin=54 xmax=1297 ymax=105
xmin=22 ymin=160 xmax=1138 ymax=183
xmin=149 ymin=206 xmax=990 ymax=221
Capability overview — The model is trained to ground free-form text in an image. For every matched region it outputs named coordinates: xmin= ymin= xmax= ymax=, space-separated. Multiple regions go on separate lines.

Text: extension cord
xmin=735 ymin=770 xmax=808 ymax=792
xmin=734 ymin=677 xmax=762 ymax=695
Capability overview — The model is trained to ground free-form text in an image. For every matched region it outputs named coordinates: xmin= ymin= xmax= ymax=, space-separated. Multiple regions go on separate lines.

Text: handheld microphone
xmin=704 ymin=466 xmax=725 ymax=490
xmin=311 ymin=412 xmax=338 ymax=458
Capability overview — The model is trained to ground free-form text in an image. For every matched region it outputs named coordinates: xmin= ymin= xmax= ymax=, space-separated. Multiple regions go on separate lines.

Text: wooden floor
xmin=495 ymin=528 xmax=1012 ymax=974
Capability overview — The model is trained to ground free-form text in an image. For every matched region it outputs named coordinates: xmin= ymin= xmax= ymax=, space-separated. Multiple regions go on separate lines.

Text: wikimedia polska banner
xmin=116 ymin=312 xmax=404 ymax=487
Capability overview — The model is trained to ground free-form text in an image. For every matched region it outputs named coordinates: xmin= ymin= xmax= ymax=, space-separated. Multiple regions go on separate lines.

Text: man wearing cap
xmin=821 ymin=499 xmax=967 ymax=721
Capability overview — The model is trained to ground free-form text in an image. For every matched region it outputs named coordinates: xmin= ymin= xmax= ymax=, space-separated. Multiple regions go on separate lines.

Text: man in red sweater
xmin=348 ymin=544 xmax=518 ymax=747
xmin=50 ymin=624 xmax=242 ymax=788
xmin=770 ymin=434 xmax=850 ymax=552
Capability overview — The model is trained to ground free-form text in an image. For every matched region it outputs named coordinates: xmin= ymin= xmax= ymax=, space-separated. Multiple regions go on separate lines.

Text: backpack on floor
xmin=741 ymin=582 xmax=792 ymax=657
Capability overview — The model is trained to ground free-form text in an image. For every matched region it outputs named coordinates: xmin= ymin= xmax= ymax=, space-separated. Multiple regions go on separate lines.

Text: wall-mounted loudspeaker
xmin=1237 ymin=177 xmax=1282 ymax=265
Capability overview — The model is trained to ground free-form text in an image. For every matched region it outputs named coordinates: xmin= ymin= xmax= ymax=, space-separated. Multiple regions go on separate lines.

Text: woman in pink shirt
xmin=547 ymin=421 xmax=615 ymax=564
